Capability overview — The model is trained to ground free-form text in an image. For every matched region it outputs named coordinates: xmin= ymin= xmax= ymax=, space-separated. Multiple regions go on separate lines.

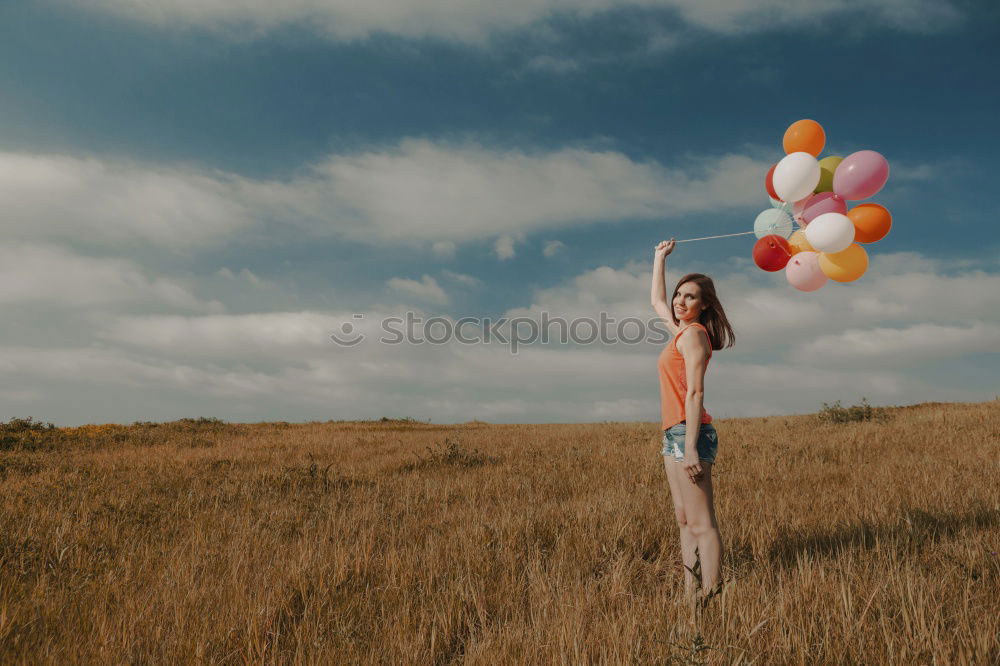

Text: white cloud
xmin=285 ymin=140 xmax=774 ymax=244
xmin=15 ymin=142 xmax=949 ymax=261
xmin=1 ymin=140 xmax=991 ymax=428
xmin=0 ymin=152 xmax=254 ymax=249
xmin=0 ymin=243 xmax=224 ymax=312
xmin=441 ymin=269 xmax=481 ymax=287
xmin=238 ymin=268 xmax=261 ymax=285
xmin=0 ymin=345 xmax=286 ymax=398
xmin=890 ymin=161 xmax=937 ymax=182
xmin=790 ymin=322 xmax=1000 ymax=368
xmin=868 ymin=0 xmax=964 ymax=31
xmin=5 ymin=320 xmax=985 ymax=426
xmin=4 ymin=142 xmax=777 ymax=250
xmin=501 ymin=250 xmax=1000 ymax=366
xmin=543 ymin=240 xmax=566 ymax=257
xmin=386 ymin=274 xmax=450 ymax=305
xmin=432 ymin=241 xmax=457 ymax=258
xmin=56 ymin=0 xmax=962 ymax=42
xmin=4 ymin=247 xmax=995 ymax=425
xmin=507 ymin=261 xmax=652 ymax=322
xmin=525 ymin=55 xmax=580 ymax=74
xmin=214 ymin=266 xmax=277 ymax=290
xmin=661 ymin=0 xmax=960 ymax=34
xmin=98 ymin=311 xmax=355 ymax=359
xmin=495 ymin=235 xmax=517 ymax=260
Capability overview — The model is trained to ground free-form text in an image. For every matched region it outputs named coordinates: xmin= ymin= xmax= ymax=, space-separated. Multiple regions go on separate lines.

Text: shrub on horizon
xmin=817 ymin=397 xmax=891 ymax=424
xmin=0 ymin=416 xmax=60 ymax=451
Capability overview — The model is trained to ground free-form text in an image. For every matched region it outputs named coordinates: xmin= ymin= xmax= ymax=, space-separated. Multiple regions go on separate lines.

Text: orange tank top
xmin=658 ymin=322 xmax=713 ymax=430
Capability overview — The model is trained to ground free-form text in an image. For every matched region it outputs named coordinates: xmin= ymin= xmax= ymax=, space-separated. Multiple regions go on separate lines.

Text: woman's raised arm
xmin=651 ymin=239 xmax=679 ymax=335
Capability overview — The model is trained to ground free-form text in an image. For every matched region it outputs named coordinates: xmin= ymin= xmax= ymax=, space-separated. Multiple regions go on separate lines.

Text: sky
xmin=1 ymin=0 xmax=998 ymax=425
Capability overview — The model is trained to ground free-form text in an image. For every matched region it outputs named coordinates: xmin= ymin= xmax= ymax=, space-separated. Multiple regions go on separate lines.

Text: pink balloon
xmin=786 ymin=251 xmax=828 ymax=292
xmin=791 ymin=196 xmax=810 ymax=225
xmin=801 ymin=192 xmax=847 ymax=224
xmin=833 ymin=150 xmax=889 ymax=200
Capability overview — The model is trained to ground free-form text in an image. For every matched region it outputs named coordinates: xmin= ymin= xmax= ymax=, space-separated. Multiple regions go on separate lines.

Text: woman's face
xmin=673 ymin=282 xmax=705 ymax=324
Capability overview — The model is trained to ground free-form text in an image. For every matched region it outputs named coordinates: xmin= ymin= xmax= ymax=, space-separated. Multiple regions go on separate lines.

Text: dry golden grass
xmin=1 ymin=402 xmax=998 ymax=664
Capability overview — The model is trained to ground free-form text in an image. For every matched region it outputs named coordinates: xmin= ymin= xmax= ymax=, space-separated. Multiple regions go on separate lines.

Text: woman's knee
xmin=686 ymin=518 xmax=717 ymax=539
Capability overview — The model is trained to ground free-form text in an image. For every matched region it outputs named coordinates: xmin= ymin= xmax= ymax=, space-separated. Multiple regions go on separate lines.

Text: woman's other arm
xmin=678 ymin=328 xmax=710 ymax=482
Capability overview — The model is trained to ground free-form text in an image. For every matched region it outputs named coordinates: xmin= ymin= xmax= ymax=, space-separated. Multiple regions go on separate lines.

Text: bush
xmin=131 ymin=417 xmax=228 ymax=429
xmin=0 ymin=417 xmax=61 ymax=451
xmin=399 ymin=437 xmax=498 ymax=472
xmin=176 ymin=417 xmax=228 ymax=427
xmin=817 ymin=397 xmax=891 ymax=424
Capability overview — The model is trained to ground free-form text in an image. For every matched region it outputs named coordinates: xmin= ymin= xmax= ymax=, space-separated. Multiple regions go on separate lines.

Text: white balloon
xmin=754 ymin=208 xmax=793 ymax=239
xmin=805 ymin=212 xmax=855 ymax=253
xmin=773 ymin=152 xmax=821 ymax=203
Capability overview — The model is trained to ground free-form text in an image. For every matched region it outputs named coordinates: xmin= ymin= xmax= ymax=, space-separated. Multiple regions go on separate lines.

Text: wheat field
xmin=1 ymin=400 xmax=998 ymax=664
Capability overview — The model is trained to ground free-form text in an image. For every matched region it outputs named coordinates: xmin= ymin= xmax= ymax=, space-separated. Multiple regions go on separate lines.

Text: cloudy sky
xmin=1 ymin=0 xmax=997 ymax=425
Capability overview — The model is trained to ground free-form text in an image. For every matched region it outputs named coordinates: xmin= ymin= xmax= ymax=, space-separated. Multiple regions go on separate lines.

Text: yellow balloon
xmin=815 ymin=156 xmax=843 ymax=193
xmin=787 ymin=230 xmax=814 ymax=255
xmin=819 ymin=243 xmax=868 ymax=282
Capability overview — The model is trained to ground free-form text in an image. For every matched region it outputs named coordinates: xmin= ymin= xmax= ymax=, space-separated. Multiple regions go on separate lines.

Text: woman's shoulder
xmin=675 ymin=323 xmax=712 ymax=350
xmin=676 ymin=322 xmax=709 ymax=337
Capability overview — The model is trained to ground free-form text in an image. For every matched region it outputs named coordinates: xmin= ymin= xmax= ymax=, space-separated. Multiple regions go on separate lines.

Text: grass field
xmin=1 ymin=400 xmax=998 ymax=664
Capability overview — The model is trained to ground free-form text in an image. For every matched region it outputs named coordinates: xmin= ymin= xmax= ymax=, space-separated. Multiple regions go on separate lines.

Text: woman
xmin=650 ymin=238 xmax=735 ymax=602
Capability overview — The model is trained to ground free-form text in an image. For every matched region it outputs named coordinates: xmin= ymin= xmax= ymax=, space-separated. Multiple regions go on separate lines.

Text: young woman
xmin=650 ymin=238 xmax=735 ymax=600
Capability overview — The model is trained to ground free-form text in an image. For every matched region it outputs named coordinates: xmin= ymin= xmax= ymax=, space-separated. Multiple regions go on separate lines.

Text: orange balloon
xmin=819 ymin=243 xmax=868 ymax=282
xmin=787 ymin=229 xmax=814 ymax=255
xmin=783 ymin=119 xmax=826 ymax=156
xmin=848 ymin=203 xmax=892 ymax=243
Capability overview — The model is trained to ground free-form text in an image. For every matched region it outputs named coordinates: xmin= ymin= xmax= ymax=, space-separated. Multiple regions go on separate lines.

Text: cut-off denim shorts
xmin=662 ymin=421 xmax=719 ymax=464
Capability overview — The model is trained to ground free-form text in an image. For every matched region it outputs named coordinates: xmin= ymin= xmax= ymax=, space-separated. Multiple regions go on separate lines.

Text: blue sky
xmin=1 ymin=0 xmax=998 ymax=425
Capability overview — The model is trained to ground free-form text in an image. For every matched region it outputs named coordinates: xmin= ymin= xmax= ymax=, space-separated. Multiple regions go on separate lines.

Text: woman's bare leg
xmin=676 ymin=460 xmax=722 ymax=594
xmin=663 ymin=456 xmax=698 ymax=595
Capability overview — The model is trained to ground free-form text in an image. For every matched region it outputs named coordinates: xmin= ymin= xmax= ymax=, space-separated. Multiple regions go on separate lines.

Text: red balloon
xmin=765 ymin=164 xmax=780 ymax=201
xmin=753 ymin=235 xmax=793 ymax=272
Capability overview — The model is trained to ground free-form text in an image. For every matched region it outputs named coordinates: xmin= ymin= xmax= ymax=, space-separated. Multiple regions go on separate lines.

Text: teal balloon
xmin=769 ymin=196 xmax=794 ymax=217
xmin=754 ymin=208 xmax=794 ymax=239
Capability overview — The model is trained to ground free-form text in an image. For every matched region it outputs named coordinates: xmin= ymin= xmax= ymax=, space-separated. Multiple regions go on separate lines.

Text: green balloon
xmin=815 ymin=156 xmax=843 ymax=193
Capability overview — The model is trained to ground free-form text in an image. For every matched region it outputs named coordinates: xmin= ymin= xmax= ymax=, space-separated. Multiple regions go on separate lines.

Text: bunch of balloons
xmin=752 ymin=119 xmax=893 ymax=291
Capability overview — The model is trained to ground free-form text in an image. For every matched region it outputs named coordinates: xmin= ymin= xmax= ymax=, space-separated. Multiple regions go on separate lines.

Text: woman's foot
xmin=698 ymin=579 xmax=726 ymax=610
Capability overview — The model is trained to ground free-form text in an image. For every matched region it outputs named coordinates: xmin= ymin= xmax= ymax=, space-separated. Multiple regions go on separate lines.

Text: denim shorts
xmin=662 ymin=422 xmax=718 ymax=463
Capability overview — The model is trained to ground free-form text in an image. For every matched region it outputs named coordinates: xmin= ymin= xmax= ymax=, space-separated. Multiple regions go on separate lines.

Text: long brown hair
xmin=671 ymin=273 xmax=735 ymax=351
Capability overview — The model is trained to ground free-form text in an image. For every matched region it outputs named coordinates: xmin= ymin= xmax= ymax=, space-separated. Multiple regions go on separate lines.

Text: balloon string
xmin=672 ymin=222 xmax=806 ymax=244
xmin=673 ymin=230 xmax=758 ymax=243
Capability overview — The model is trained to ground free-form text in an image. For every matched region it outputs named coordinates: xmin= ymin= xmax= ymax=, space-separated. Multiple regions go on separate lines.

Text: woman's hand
xmin=683 ymin=455 xmax=703 ymax=483
xmin=654 ymin=239 xmax=676 ymax=261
